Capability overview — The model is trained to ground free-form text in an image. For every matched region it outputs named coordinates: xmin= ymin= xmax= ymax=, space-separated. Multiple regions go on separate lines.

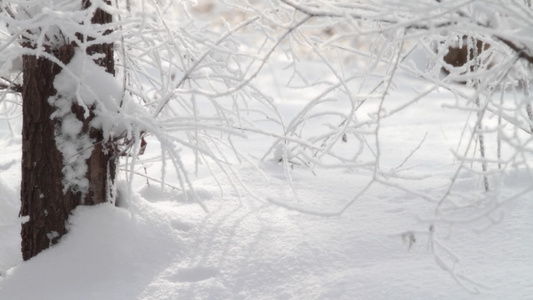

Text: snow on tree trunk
xmin=19 ymin=2 xmax=116 ymax=261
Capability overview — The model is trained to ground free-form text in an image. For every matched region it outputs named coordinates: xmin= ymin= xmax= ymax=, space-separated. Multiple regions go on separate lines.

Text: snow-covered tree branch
xmin=0 ymin=0 xmax=531 ymax=294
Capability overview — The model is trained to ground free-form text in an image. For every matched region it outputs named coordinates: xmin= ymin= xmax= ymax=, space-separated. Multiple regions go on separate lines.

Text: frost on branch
xmin=12 ymin=0 xmax=89 ymax=50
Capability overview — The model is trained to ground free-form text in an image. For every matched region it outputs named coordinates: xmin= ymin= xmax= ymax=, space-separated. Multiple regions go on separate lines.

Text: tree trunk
xmin=443 ymin=38 xmax=490 ymax=70
xmin=19 ymin=3 xmax=116 ymax=261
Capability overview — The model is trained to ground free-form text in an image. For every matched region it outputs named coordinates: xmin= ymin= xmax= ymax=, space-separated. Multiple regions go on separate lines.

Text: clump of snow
xmin=51 ymin=49 xmax=150 ymax=196
xmin=54 ymin=49 xmax=150 ymax=138
xmin=52 ymin=102 xmax=93 ymax=195
xmin=54 ymin=50 xmax=123 ymax=111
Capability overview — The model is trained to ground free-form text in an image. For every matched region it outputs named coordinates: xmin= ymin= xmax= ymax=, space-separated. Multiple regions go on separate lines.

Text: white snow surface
xmin=1 ymin=74 xmax=532 ymax=299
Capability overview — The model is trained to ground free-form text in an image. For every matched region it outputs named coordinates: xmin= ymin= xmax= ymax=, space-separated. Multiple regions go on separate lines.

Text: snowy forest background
xmin=1 ymin=0 xmax=532 ymax=299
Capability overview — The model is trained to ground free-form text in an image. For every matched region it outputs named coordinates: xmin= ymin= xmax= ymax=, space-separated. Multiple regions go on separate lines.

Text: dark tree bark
xmin=443 ymin=38 xmax=490 ymax=70
xmin=19 ymin=2 xmax=116 ymax=261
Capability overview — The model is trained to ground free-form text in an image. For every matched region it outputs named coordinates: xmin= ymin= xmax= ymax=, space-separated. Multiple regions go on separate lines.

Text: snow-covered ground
xmin=1 ymin=69 xmax=532 ymax=300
